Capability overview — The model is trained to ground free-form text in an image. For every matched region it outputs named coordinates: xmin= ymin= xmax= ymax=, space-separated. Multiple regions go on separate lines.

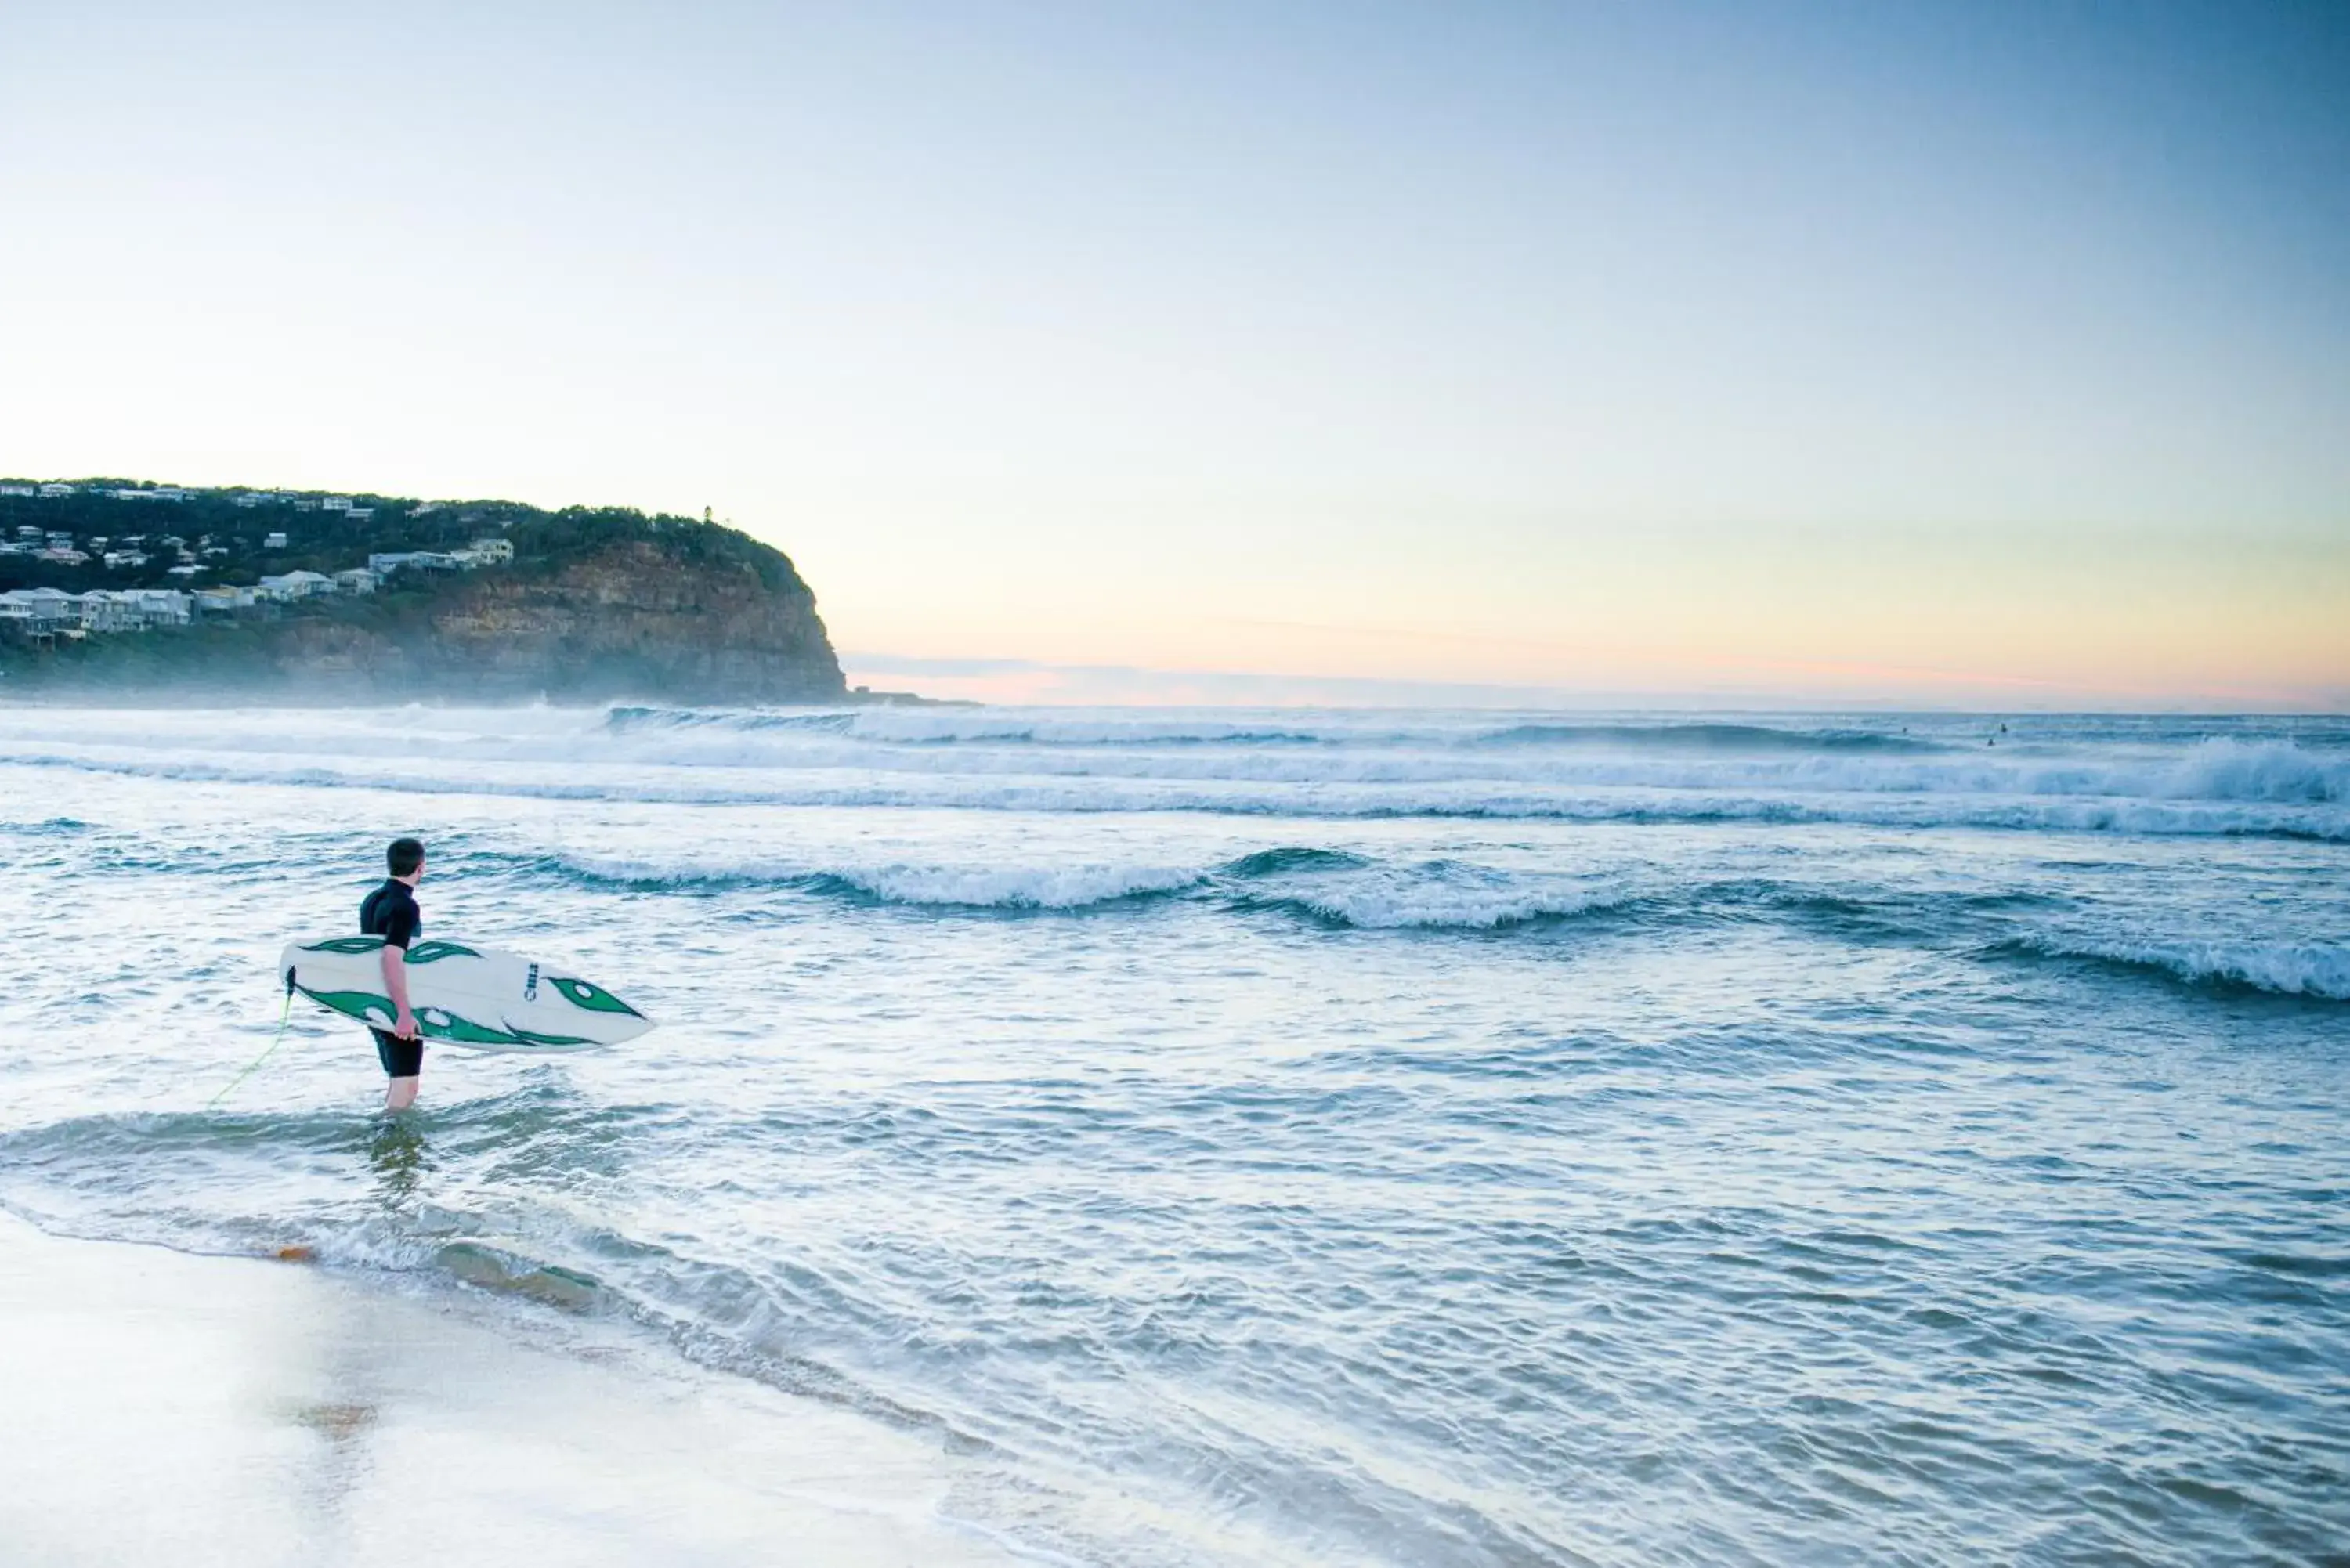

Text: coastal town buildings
xmin=2 ymin=518 xmax=512 ymax=643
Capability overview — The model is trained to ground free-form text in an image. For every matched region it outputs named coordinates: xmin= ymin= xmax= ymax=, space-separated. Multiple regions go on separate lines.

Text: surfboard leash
xmin=207 ymin=969 xmax=296 ymax=1110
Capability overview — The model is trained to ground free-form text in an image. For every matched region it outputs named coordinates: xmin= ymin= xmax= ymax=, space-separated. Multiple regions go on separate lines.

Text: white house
xmin=0 ymin=588 xmax=78 ymax=628
xmin=368 ymin=551 xmax=461 ymax=576
xmin=15 ymin=587 xmax=79 ymax=627
xmin=258 ymin=569 xmax=334 ymax=600
xmin=76 ymin=591 xmax=143 ymax=633
xmin=195 ymin=585 xmax=256 ymax=613
xmin=122 ymin=588 xmax=192 ymax=625
xmin=103 ymin=551 xmax=150 ymax=569
xmin=322 ymin=496 xmax=352 ymax=511
xmin=37 ymin=483 xmax=75 ymax=497
xmin=0 ymin=484 xmax=33 ymax=497
xmin=467 ymin=536 xmax=515 ymax=564
xmin=263 ymin=531 xmax=289 ymax=549
xmin=333 ymin=569 xmax=377 ymax=595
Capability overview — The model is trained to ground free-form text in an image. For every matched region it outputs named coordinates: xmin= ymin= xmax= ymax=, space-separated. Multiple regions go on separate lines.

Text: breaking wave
xmin=1990 ymin=934 xmax=2350 ymax=1001
xmin=2 ymin=747 xmax=2345 ymax=840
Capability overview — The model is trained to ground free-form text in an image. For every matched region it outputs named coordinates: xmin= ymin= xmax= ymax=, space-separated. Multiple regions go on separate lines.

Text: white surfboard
xmin=278 ymin=935 xmax=654 ymax=1053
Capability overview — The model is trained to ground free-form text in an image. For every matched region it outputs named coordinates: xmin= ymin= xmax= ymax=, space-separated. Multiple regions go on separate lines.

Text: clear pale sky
xmin=2 ymin=2 xmax=2344 ymax=707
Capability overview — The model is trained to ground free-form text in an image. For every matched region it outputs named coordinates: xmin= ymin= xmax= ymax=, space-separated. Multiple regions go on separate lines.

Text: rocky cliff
xmin=0 ymin=505 xmax=848 ymax=704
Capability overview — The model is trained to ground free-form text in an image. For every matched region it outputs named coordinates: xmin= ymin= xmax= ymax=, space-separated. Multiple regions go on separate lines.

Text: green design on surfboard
xmin=549 ymin=976 xmax=643 ymax=1017
xmin=293 ymin=985 xmax=593 ymax=1050
xmin=301 ymin=937 xmax=388 ymax=956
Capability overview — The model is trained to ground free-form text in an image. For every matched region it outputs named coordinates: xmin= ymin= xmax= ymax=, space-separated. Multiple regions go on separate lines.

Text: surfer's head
xmin=387 ymin=836 xmax=426 ymax=883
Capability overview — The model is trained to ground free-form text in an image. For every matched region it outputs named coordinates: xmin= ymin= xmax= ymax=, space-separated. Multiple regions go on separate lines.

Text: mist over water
xmin=1 ymin=705 xmax=2344 ymax=1564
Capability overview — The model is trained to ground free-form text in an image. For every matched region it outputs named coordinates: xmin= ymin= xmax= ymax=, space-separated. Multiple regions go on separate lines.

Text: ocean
xmin=0 ymin=703 xmax=2343 ymax=1565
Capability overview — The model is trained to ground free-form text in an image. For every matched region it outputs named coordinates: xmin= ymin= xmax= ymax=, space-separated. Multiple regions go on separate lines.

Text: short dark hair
xmin=387 ymin=837 xmax=425 ymax=876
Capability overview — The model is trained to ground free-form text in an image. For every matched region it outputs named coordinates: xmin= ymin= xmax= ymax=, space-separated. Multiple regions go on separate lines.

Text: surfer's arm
xmin=380 ymin=942 xmax=419 ymax=1039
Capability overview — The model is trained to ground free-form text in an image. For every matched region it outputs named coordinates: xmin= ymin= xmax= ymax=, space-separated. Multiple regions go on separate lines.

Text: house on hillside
xmin=257 ymin=570 xmax=334 ymax=601
xmin=195 ymin=585 xmax=256 ymax=614
xmin=76 ymin=591 xmax=142 ymax=633
xmin=0 ymin=588 xmax=81 ymax=630
xmin=333 ymin=569 xmax=377 ymax=595
xmin=368 ymin=551 xmax=461 ymax=576
xmin=467 ymin=537 xmax=515 ymax=564
xmin=122 ymin=589 xmax=192 ymax=626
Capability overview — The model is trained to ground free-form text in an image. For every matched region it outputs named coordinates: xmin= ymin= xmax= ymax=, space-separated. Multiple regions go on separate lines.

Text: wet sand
xmin=0 ymin=1211 xmax=1015 ymax=1567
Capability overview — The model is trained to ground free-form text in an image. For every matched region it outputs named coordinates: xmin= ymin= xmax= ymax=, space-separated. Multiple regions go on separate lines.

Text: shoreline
xmin=0 ymin=1209 xmax=1018 ymax=1567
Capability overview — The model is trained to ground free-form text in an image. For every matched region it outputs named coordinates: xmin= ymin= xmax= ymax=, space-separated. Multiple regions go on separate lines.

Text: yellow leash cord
xmin=207 ymin=972 xmax=295 ymax=1110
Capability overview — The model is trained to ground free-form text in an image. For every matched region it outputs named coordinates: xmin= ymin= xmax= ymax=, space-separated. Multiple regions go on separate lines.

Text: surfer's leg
xmin=373 ymin=1030 xmax=424 ymax=1112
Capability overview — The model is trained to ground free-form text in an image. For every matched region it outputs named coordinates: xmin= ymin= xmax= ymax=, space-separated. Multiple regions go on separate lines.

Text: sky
xmin=1 ymin=1 xmax=2345 ymax=709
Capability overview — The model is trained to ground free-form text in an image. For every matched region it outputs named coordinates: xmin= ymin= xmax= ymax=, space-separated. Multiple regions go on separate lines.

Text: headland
xmin=0 ymin=480 xmax=848 ymax=705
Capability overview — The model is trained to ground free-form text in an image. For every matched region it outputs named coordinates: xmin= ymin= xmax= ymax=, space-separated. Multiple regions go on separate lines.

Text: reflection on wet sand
xmin=0 ymin=1212 xmax=1011 ymax=1566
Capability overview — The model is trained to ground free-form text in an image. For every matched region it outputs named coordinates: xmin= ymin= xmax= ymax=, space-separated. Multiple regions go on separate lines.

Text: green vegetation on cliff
xmin=0 ymin=482 xmax=846 ymax=703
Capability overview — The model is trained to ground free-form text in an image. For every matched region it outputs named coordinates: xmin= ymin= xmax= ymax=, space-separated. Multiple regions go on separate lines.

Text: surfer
xmin=360 ymin=837 xmax=427 ymax=1111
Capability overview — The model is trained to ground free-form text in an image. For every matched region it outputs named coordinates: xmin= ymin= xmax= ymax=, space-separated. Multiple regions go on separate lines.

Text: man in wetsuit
xmin=360 ymin=836 xmax=427 ymax=1112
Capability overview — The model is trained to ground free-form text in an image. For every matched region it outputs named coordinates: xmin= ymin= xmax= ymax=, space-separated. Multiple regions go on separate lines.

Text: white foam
xmin=829 ymin=863 xmax=1206 ymax=910
xmin=2009 ymin=932 xmax=2350 ymax=999
xmin=1280 ymin=880 xmax=1622 ymax=930
xmin=4 ymin=746 xmax=2346 ymax=840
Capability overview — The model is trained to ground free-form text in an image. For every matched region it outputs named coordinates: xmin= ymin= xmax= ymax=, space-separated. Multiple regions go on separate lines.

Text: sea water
xmin=0 ymin=705 xmax=2342 ymax=1565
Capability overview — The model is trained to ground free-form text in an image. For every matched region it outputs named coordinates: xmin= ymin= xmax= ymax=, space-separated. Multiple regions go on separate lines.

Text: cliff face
xmin=2 ymin=518 xmax=850 ymax=705
xmin=381 ymin=535 xmax=844 ymax=702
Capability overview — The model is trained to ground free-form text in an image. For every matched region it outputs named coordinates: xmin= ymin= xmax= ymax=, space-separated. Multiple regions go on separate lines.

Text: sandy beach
xmin=0 ymin=1210 xmax=1014 ymax=1567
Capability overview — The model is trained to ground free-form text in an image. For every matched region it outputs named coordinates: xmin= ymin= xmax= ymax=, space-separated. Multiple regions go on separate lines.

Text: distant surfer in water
xmin=360 ymin=837 xmax=427 ymax=1111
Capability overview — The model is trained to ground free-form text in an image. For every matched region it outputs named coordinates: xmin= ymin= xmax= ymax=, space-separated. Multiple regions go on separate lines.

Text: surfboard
xmin=277 ymin=935 xmax=654 ymax=1053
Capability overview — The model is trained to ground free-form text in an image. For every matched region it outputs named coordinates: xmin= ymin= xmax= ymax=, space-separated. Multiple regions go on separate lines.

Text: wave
xmin=0 ymin=815 xmax=91 ymax=836
xmin=529 ymin=845 xmax=1625 ymax=928
xmin=523 ymin=849 xmax=2350 ymax=997
xmin=8 ymin=716 xmax=2345 ymax=813
xmin=805 ymin=863 xmax=1205 ymax=910
xmin=1223 ymin=847 xmax=1372 ymax=878
xmin=606 ymin=705 xmax=859 ymax=735
xmin=1229 ymin=882 xmax=1633 ymax=931
xmin=536 ymin=851 xmax=1204 ymax=910
xmin=1990 ymin=934 xmax=2350 ymax=1001
xmin=5 ymin=746 xmax=2346 ymax=840
xmin=607 ymin=705 xmax=1336 ymax=748
xmin=603 ymin=706 xmax=1961 ymax=755
xmin=1472 ymin=722 xmax=1947 ymax=754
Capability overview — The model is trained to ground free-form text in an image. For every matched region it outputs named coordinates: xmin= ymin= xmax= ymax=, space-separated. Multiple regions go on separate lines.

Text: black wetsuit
xmin=360 ymin=877 xmax=423 ymax=1078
